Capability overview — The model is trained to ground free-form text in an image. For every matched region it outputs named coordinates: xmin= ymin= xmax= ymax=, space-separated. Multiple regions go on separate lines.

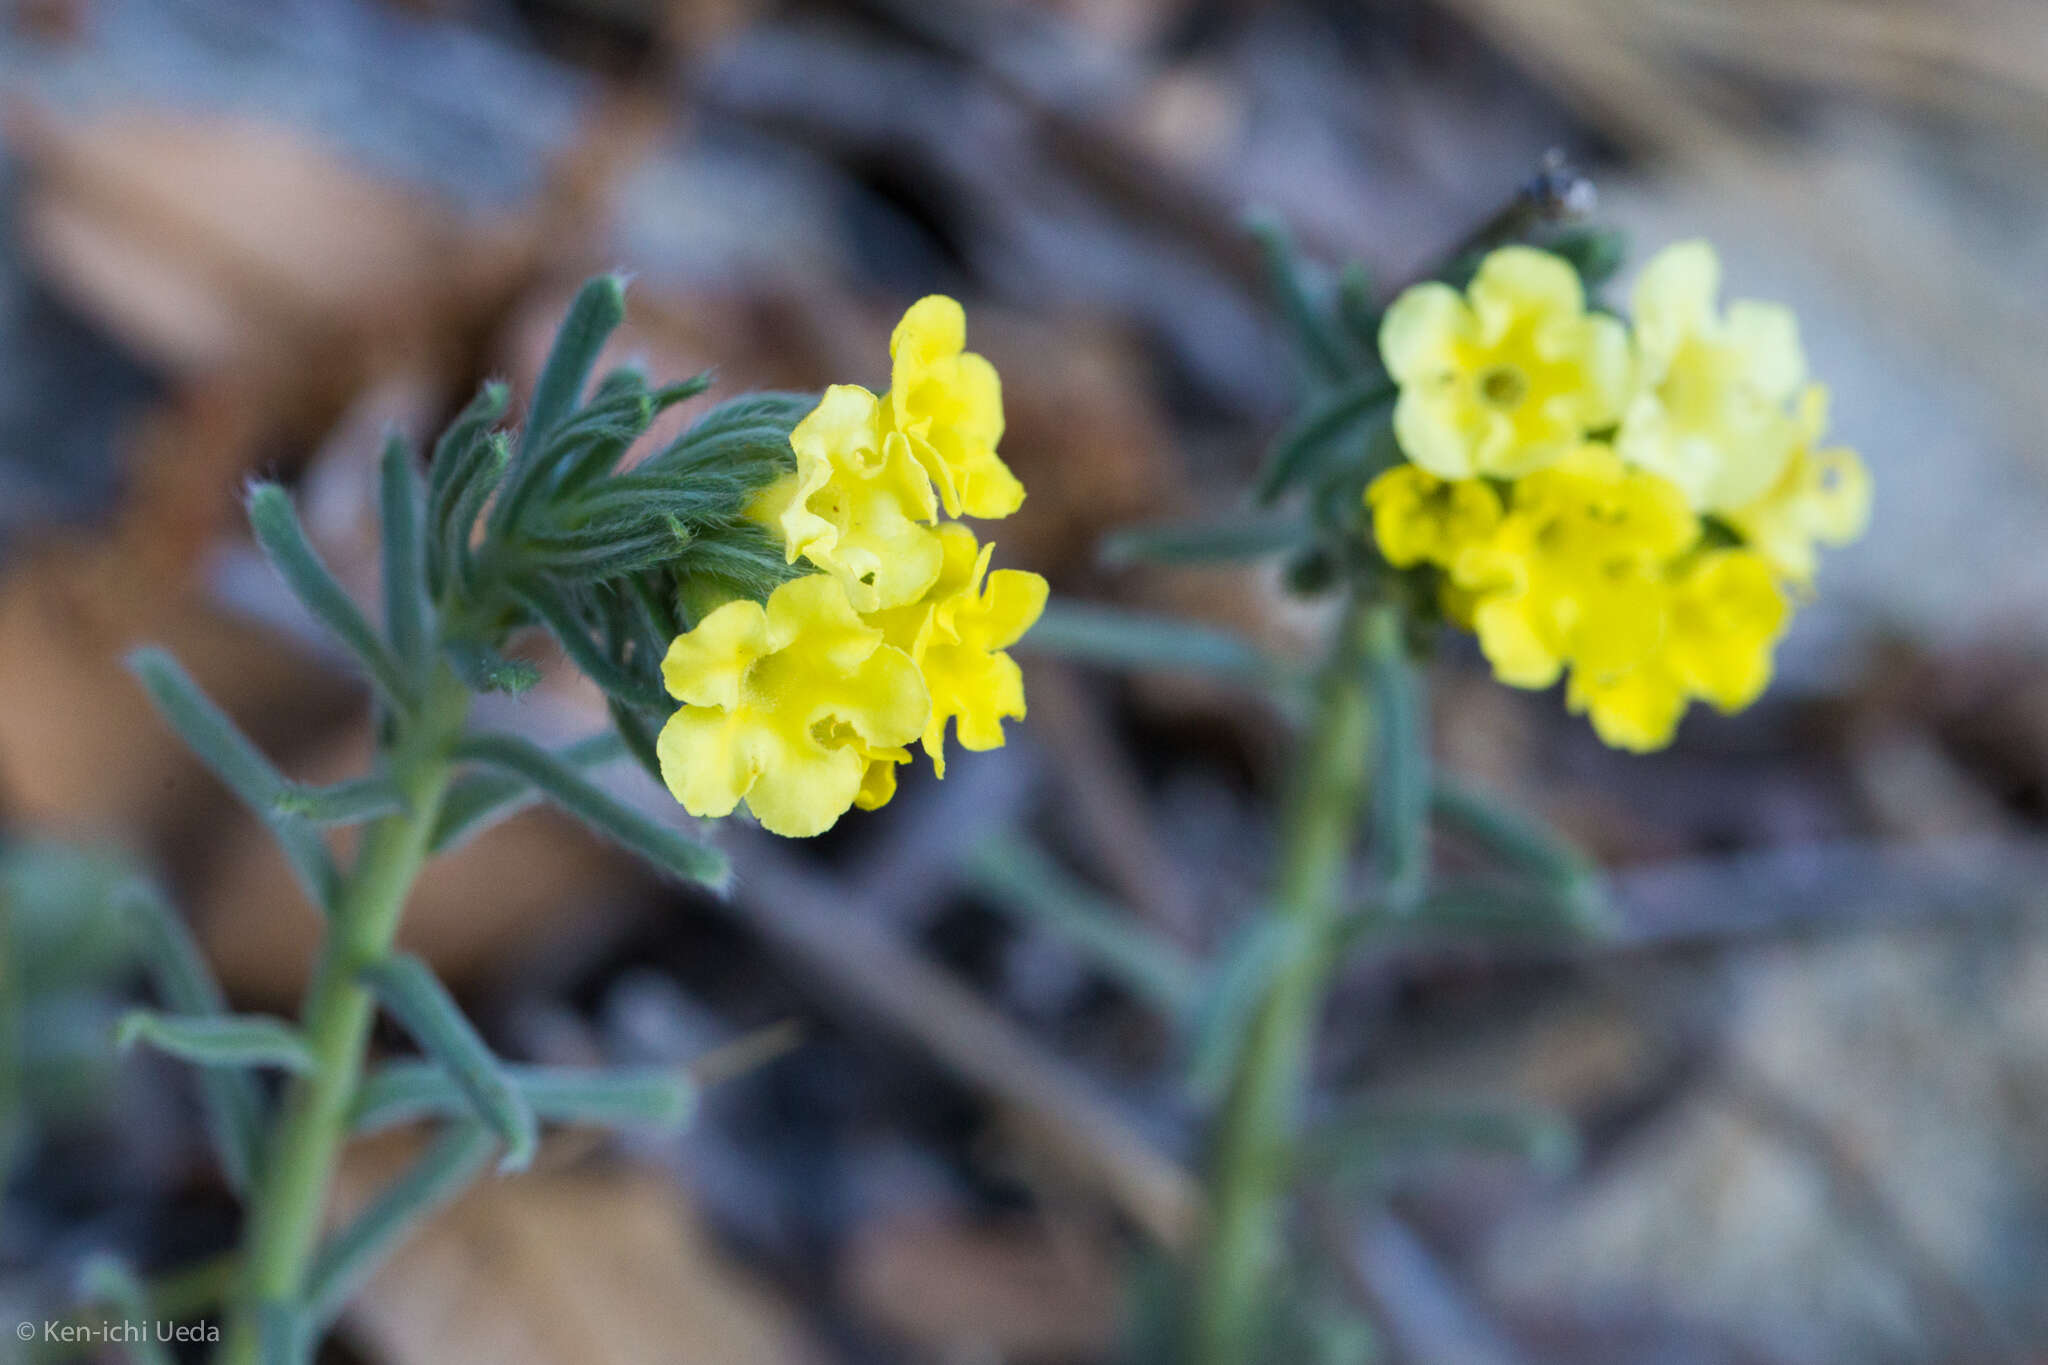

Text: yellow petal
xmin=1632 ymin=240 xmax=1719 ymax=362
xmin=1468 ymin=246 xmax=1585 ymax=341
xmin=1379 ymin=281 xmax=1473 ymax=382
xmin=661 ymin=598 xmax=769 ymax=710
xmin=656 ymin=705 xmax=761 ymax=819
xmin=890 ymin=295 xmax=967 ymax=379
xmin=744 ymin=740 xmax=868 ymax=838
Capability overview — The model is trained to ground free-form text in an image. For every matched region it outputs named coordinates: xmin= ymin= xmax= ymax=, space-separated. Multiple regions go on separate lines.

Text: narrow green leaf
xmin=1018 ymin=600 xmax=1289 ymax=692
xmin=304 ymin=1121 xmax=495 ymax=1325
xmin=453 ymin=732 xmax=728 ymax=890
xmin=1182 ymin=916 xmax=1312 ymax=1101
xmin=360 ymin=953 xmax=536 ymax=1172
xmin=247 ymin=484 xmax=413 ymax=713
xmin=1248 ymin=214 xmax=1354 ymax=384
xmin=126 ymin=649 xmax=338 ymax=913
xmin=608 ymin=697 xmax=666 ymax=786
xmin=273 ymin=775 xmax=409 ymax=826
xmin=118 ymin=1010 xmax=315 ymax=1073
xmin=258 ymin=1300 xmax=311 ymax=1365
xmin=350 ymin=1060 xmax=695 ymax=1135
xmin=494 ymin=275 xmax=630 ymax=534
xmin=1408 ymin=881 xmax=1611 ymax=939
xmin=429 ymin=731 xmax=627 ymax=854
xmin=509 ymin=582 xmax=667 ymax=712
xmin=1336 ymin=261 xmax=1379 ymax=354
xmin=1429 ymin=781 xmax=1609 ymax=929
xmin=441 ymin=433 xmax=510 ymax=595
xmin=1302 ymin=1097 xmax=1576 ymax=1187
xmin=525 ymin=276 xmax=629 ymax=452
xmin=426 ymin=381 xmax=509 ymax=532
xmin=75 ymin=1256 xmax=175 ymax=1365
xmin=1254 ymin=378 xmax=1396 ymax=505
xmin=379 ymin=434 xmax=431 ymax=668
xmin=117 ymin=880 xmax=262 ymax=1192
xmin=963 ymin=835 xmax=1198 ymax=1014
xmin=1099 ymin=515 xmax=1308 ymax=568
xmin=1365 ymin=606 xmax=1429 ymax=915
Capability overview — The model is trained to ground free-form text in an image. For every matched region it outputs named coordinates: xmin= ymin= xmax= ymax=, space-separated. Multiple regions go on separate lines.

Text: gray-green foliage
xmin=107 ymin=275 xmax=809 ymax=1362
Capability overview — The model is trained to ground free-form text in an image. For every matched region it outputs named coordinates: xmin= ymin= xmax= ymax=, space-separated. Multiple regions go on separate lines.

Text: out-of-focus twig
xmin=1311 ymin=1198 xmax=1533 ymax=1365
xmin=731 ymin=834 xmax=1201 ymax=1251
xmin=1716 ymin=1065 xmax=2025 ymax=1365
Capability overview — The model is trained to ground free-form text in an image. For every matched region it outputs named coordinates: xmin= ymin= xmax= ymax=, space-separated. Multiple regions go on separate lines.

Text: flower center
xmin=1478 ymin=365 xmax=1528 ymax=409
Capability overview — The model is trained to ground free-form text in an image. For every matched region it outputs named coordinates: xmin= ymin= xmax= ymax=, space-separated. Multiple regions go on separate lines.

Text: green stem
xmin=220 ymin=670 xmax=470 ymax=1364
xmin=1190 ymin=595 xmax=1396 ymax=1363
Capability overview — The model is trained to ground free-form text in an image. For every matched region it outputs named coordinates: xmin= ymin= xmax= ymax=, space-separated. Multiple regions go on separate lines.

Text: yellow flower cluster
xmin=1369 ymin=242 xmax=1870 ymax=751
xmin=656 ymin=298 xmax=1047 ymax=836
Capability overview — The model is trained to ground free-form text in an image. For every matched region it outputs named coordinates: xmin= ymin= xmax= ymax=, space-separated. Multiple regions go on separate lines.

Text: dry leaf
xmin=335 ymin=1135 xmax=817 ymax=1365
xmin=840 ymin=1210 xmax=1120 ymax=1361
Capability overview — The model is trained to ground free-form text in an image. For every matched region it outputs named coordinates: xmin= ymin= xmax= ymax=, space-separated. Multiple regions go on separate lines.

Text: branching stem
xmin=219 ymin=668 xmax=472 ymax=1365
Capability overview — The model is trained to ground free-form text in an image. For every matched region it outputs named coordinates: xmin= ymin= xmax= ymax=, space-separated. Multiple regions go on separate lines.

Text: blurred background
xmin=2 ymin=1 xmax=2047 ymax=1362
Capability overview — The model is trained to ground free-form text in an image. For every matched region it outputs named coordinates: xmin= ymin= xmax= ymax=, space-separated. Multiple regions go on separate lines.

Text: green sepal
xmin=441 ymin=639 xmax=541 ymax=696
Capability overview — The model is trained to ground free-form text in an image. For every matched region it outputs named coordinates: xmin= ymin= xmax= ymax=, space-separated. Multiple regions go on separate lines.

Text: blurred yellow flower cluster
xmin=657 ymin=298 xmax=1047 ymax=836
xmin=1369 ymin=242 xmax=1870 ymax=751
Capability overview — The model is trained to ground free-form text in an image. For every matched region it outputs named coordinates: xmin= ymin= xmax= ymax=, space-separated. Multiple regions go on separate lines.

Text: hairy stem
xmin=220 ymin=669 xmax=470 ymax=1364
xmin=1190 ymin=595 xmax=1397 ymax=1363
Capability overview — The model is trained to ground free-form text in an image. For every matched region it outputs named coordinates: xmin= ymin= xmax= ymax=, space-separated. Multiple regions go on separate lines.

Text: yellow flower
xmin=753 ymin=384 xmax=944 ymax=613
xmin=887 ymin=296 xmax=1023 ymax=521
xmin=1379 ymin=246 xmax=1629 ymax=480
xmin=1364 ymin=465 xmax=1502 ymax=569
xmin=656 ymin=574 xmax=929 ymax=837
xmin=1453 ymin=445 xmax=1696 ymax=689
xmin=1564 ymin=657 xmax=1690 ymax=753
xmin=1724 ymin=386 xmax=1871 ymax=585
xmin=1617 ymin=240 xmax=1812 ymax=512
xmin=865 ymin=522 xmax=1047 ymax=776
xmin=1563 ymin=548 xmax=1788 ymax=752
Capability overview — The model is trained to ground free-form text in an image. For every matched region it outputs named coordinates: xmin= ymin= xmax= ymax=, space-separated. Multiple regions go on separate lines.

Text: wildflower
xmin=887 ymin=296 xmax=1024 ymax=520
xmin=1364 ymin=464 xmax=1503 ymax=570
xmin=865 ymin=522 xmax=1047 ymax=775
xmin=1379 ymin=246 xmax=1630 ymax=481
xmin=1452 ymin=445 xmax=1696 ymax=689
xmin=1616 ymin=240 xmax=1812 ymax=512
xmin=752 ymin=385 xmax=944 ymax=613
xmin=1724 ymin=386 xmax=1871 ymax=585
xmin=656 ymin=573 xmax=928 ymax=837
xmin=1565 ymin=549 xmax=1788 ymax=751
